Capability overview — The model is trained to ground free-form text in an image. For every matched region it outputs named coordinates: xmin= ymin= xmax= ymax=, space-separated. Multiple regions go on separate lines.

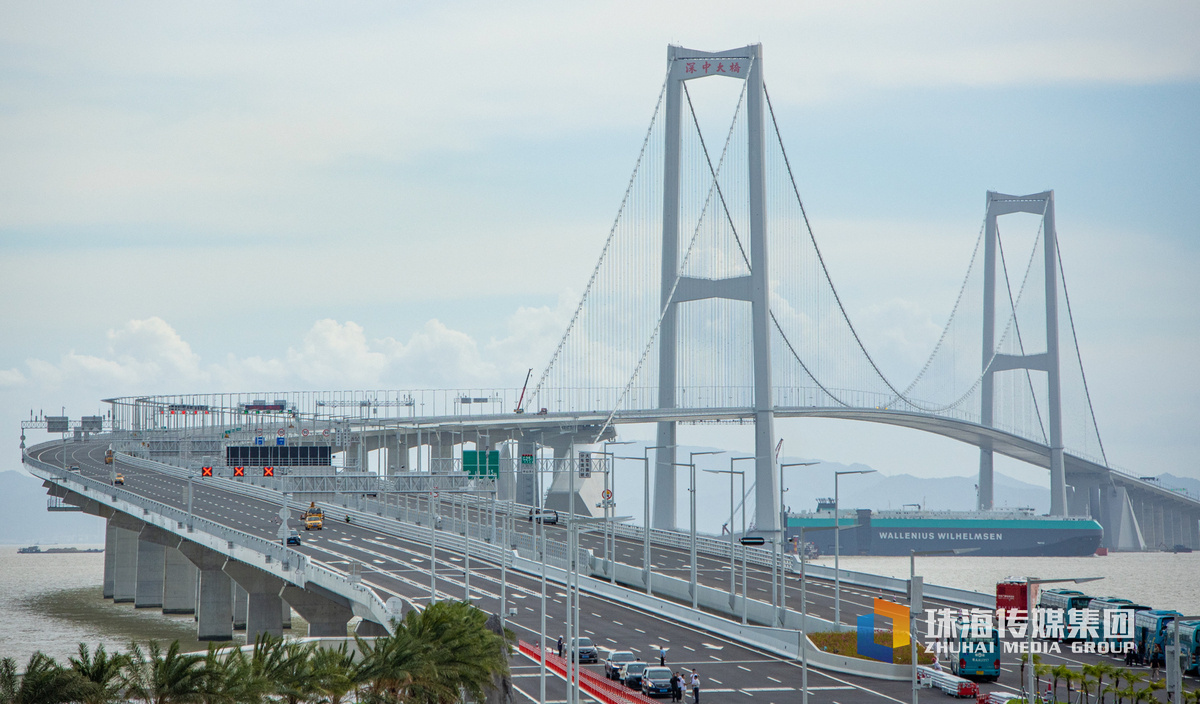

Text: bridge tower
xmin=978 ymin=191 xmax=1068 ymax=516
xmin=654 ymin=44 xmax=780 ymax=533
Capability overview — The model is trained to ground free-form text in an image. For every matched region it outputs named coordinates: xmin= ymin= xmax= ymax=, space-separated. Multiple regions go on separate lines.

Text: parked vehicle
xmin=640 ymin=667 xmax=674 ymax=698
xmin=604 ymin=651 xmax=636 ymax=679
xmin=284 ymin=529 xmax=301 ymax=546
xmin=620 ymin=661 xmax=647 ymax=689
xmin=571 ymin=637 xmax=598 ymax=663
xmin=1175 ymin=619 xmax=1200 ymax=674
xmin=1038 ymin=588 xmax=1093 ymax=641
xmin=1086 ymin=597 xmax=1148 ymax=650
xmin=947 ymin=615 xmax=1001 ymax=682
xmin=1134 ymin=610 xmax=1181 ymax=664
xmin=529 ymin=509 xmax=559 ymax=525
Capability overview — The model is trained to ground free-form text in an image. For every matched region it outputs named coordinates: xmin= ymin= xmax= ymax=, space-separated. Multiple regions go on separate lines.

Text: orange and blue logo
xmin=856 ymin=598 xmax=910 ymax=663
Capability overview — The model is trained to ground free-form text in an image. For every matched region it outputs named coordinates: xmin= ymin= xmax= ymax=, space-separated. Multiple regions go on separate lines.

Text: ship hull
xmin=786 ymin=514 xmax=1103 ymax=557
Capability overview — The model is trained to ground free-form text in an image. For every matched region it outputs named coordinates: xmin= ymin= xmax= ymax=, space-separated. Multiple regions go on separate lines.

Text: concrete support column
xmin=1154 ymin=504 xmax=1165 ymax=550
xmin=233 ymin=585 xmax=248 ymax=630
xmin=103 ymin=521 xmax=117 ymax=599
xmin=356 ymin=620 xmax=389 ymax=637
xmin=281 ymin=584 xmax=352 ymax=637
xmin=223 ymin=561 xmax=286 ymax=642
xmin=177 ymin=541 xmax=233 ymax=641
xmin=282 ymin=600 xmax=292 ymax=629
xmin=109 ymin=514 xmax=145 ymax=604
xmin=134 ymin=535 xmax=166 ymax=609
xmin=1164 ymin=509 xmax=1177 ymax=549
xmin=1191 ymin=514 xmax=1200 ymax=550
xmin=162 ymin=547 xmax=198 ymax=614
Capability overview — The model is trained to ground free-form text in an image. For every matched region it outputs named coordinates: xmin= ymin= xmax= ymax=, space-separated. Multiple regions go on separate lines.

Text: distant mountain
xmin=1156 ymin=473 xmax=1200 ymax=499
xmin=0 ymin=470 xmax=105 ymax=545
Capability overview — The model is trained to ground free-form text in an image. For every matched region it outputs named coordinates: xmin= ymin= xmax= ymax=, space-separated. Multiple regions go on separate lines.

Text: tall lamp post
xmin=601 ymin=440 xmax=633 ymax=582
xmin=674 ymin=451 xmax=723 ymax=610
xmin=778 ymin=462 xmax=817 ymax=625
xmin=563 ymin=514 xmax=632 ymax=704
xmin=1022 ymin=576 xmax=1102 ymax=703
xmin=907 ymin=548 xmax=977 ymax=704
xmin=616 ymin=445 xmax=669 ymax=596
xmin=1168 ymin=614 xmax=1200 ymax=702
xmin=704 ymin=460 xmax=750 ymax=612
xmin=833 ymin=468 xmax=875 ymax=626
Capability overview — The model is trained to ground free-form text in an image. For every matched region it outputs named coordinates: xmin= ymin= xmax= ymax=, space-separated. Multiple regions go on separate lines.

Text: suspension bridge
xmin=22 ymin=42 xmax=1199 ymax=552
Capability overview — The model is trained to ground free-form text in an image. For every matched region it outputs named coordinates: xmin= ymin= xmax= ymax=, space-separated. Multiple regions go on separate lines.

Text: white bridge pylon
xmin=518 ymin=44 xmax=1111 ymax=526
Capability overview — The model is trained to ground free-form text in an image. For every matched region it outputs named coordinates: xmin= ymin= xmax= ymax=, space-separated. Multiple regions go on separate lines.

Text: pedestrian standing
xmin=690 ymin=669 xmax=701 ymax=704
xmin=659 ymin=646 xmax=668 ymax=667
xmin=670 ymin=673 xmax=680 ymax=702
xmin=557 ymin=636 xmax=564 ymax=658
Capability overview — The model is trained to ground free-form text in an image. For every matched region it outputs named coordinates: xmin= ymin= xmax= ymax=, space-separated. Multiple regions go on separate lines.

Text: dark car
xmin=571 ymin=637 xmax=598 ymax=663
xmin=640 ymin=667 xmax=674 ymax=698
xmin=620 ymin=662 xmax=647 ymax=689
xmin=284 ymin=529 xmax=301 ymax=546
xmin=528 ymin=509 xmax=559 ymax=525
xmin=604 ymin=651 xmax=636 ymax=679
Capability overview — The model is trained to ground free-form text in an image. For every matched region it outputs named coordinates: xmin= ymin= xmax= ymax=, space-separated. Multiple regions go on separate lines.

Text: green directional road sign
xmin=463 ymin=450 xmax=500 ymax=478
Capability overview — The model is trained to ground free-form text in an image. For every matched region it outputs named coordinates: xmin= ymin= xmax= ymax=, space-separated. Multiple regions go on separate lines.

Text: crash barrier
xmin=976 ymin=692 xmax=1021 ymax=703
xmin=24 ymin=449 xmax=396 ymax=629
xmin=916 ymin=667 xmax=979 ymax=698
xmin=517 ymin=641 xmax=658 ymax=704
xmin=101 ymin=447 xmax=927 ymax=679
xmin=469 ymin=493 xmax=994 ymax=609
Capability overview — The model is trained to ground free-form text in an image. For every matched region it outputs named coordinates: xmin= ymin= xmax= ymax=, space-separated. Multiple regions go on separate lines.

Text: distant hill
xmin=0 ymin=470 xmax=105 ymax=545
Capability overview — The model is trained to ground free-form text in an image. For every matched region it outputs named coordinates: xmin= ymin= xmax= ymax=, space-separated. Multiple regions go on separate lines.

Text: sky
xmin=2 ymin=1 xmax=1198 ymax=494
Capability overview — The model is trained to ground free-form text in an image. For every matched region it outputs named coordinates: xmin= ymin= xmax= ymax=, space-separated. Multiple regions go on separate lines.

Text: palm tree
xmin=123 ymin=640 xmax=205 ymax=704
xmin=1020 ymin=652 xmax=1043 ymax=695
xmin=358 ymin=600 xmax=509 ymax=704
xmin=0 ymin=652 xmax=90 ymax=704
xmin=309 ymin=643 xmax=362 ymax=704
xmin=69 ymin=643 xmax=129 ymax=704
xmin=1050 ymin=663 xmax=1072 ymax=702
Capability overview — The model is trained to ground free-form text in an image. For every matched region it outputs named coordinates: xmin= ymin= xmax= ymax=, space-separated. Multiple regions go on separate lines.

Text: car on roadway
xmin=113 ymin=473 xmax=124 ymax=485
xmin=640 ymin=667 xmax=674 ymax=698
xmin=570 ymin=637 xmax=598 ymax=663
xmin=528 ymin=509 xmax=559 ymax=525
xmin=284 ymin=529 xmax=301 ymax=546
xmin=68 ymin=465 xmax=80 ymax=473
xmin=604 ymin=651 xmax=636 ymax=679
xmin=619 ymin=661 xmax=648 ymax=689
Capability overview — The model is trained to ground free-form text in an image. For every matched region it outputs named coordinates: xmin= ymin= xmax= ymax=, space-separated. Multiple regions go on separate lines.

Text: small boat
xmin=1172 ymin=544 xmax=1193 ymax=553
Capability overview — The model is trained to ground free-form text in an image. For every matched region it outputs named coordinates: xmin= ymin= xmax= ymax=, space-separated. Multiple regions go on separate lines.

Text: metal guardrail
xmin=24 ymin=449 xmax=393 ymax=629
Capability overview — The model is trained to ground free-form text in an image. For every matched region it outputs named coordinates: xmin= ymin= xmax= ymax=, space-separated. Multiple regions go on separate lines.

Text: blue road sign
xmin=276 ymin=437 xmax=285 ymax=446
xmin=255 ymin=436 xmax=264 ymax=445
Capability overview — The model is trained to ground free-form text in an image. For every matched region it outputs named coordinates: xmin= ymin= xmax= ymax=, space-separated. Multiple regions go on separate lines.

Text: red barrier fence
xmin=517 ymin=641 xmax=660 ymax=704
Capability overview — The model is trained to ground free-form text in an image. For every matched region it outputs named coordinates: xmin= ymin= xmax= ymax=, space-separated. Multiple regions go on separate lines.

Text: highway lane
xmin=34 ymin=441 xmax=1180 ymax=702
xmin=35 ymin=441 xmax=919 ymax=703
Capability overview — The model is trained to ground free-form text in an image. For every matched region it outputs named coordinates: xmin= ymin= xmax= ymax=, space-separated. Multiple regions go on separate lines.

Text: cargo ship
xmin=785 ymin=500 xmax=1103 ymax=557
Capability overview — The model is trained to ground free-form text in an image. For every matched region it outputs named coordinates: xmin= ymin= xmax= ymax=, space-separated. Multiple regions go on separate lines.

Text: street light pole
xmin=1022 ymin=576 xmax=1102 ymax=703
xmin=799 ymin=525 xmax=809 ymax=704
xmin=683 ymin=451 xmax=724 ymax=610
xmin=619 ymin=445 xmax=669 ymax=596
xmin=833 ymin=469 xmax=875 ymax=626
xmin=779 ymin=462 xmax=817 ymax=626
xmin=706 ymin=460 xmax=751 ymax=612
xmin=602 ymin=441 xmax=633 ymax=583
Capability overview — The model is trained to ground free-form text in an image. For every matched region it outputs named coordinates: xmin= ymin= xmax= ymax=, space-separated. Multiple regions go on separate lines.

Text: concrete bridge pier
xmin=103 ymin=521 xmax=117 ymax=598
xmin=177 ymin=541 xmax=234 ymax=641
xmin=1154 ymin=504 xmax=1165 ymax=550
xmin=281 ymin=600 xmax=292 ymax=629
xmin=1190 ymin=513 xmax=1200 ymax=550
xmin=223 ymin=561 xmax=286 ymax=642
xmin=233 ymin=585 xmax=248 ymax=629
xmin=108 ymin=513 xmax=145 ymax=603
xmin=280 ymin=584 xmax=352 ymax=637
xmin=163 ymin=547 xmax=198 ymax=614
xmin=356 ymin=619 xmax=389 ymax=637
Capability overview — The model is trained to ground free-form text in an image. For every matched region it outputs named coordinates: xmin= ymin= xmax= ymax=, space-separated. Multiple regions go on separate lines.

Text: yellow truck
xmin=104 ymin=447 xmax=114 ymax=464
xmin=301 ymin=502 xmax=324 ymax=530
